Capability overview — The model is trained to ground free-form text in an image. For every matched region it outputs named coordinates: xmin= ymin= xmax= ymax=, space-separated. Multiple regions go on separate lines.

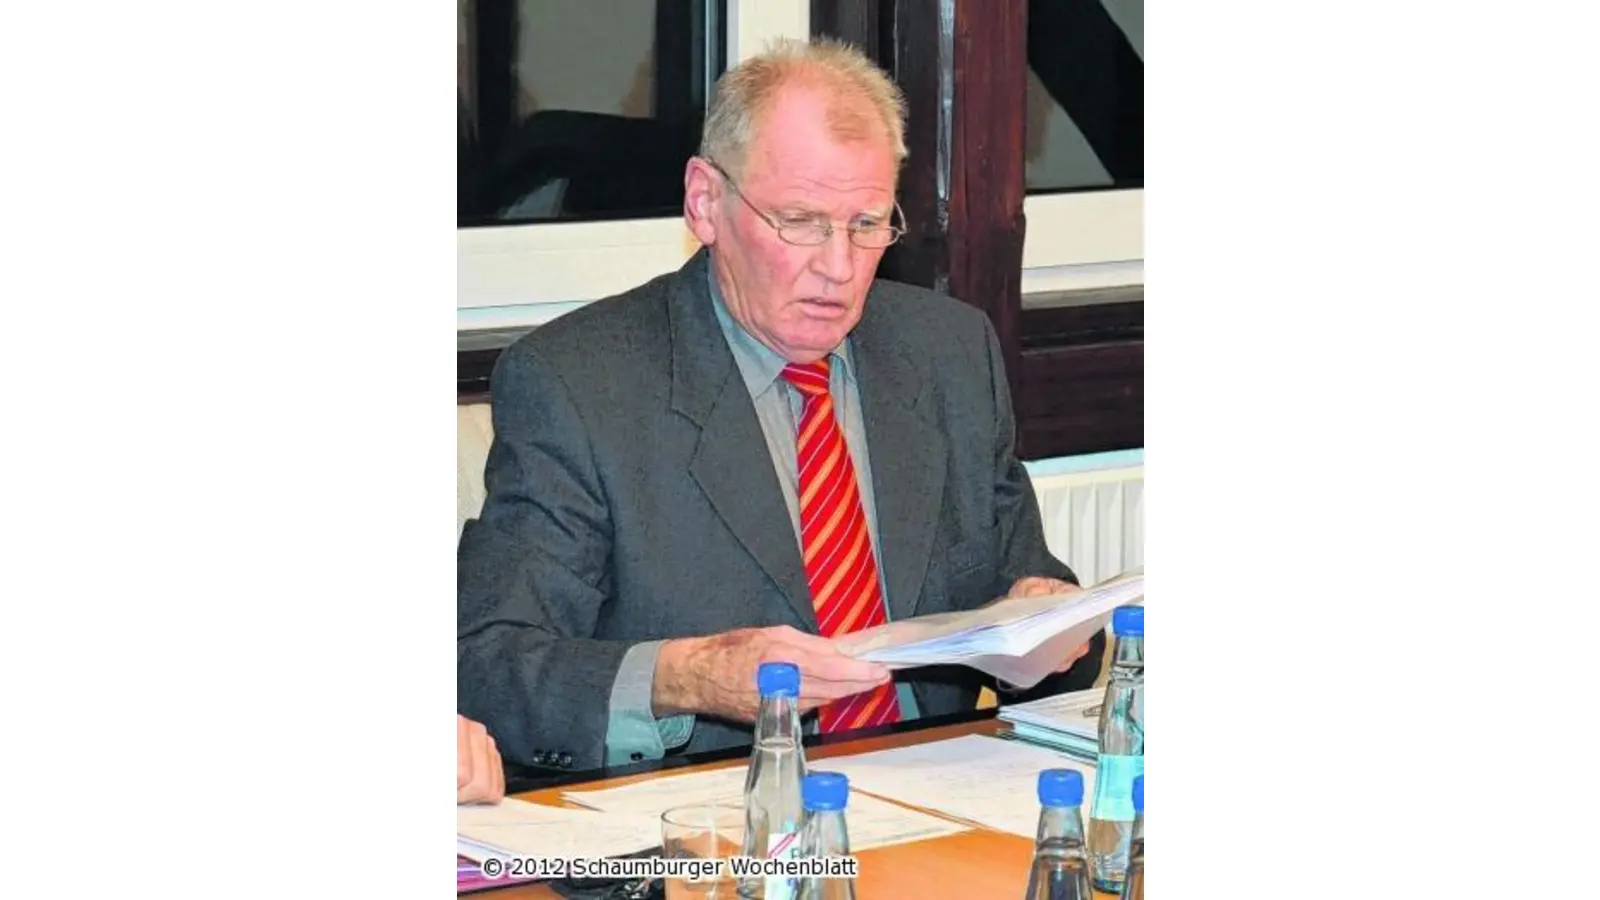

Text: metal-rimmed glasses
xmin=703 ymin=157 xmax=905 ymax=249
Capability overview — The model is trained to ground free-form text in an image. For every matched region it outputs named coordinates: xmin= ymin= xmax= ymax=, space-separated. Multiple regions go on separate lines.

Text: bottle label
xmin=763 ymin=831 xmax=800 ymax=900
xmin=1092 ymin=754 xmax=1144 ymax=822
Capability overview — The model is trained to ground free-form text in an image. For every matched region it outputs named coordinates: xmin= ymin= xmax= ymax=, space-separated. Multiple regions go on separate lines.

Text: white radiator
xmin=1029 ymin=463 xmax=1145 ymax=588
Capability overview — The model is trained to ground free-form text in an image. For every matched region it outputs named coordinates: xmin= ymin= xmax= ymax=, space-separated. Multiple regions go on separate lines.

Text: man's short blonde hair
xmin=700 ymin=38 xmax=908 ymax=180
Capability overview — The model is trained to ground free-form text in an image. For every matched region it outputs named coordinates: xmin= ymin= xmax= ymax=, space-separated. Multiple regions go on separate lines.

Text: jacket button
xmin=558 ymin=753 xmax=573 ymax=768
xmin=531 ymin=751 xmax=548 ymax=765
xmin=630 ymin=752 xmax=644 ymax=762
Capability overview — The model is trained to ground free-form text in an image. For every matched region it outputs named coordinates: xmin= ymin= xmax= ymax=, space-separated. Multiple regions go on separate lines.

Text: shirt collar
xmin=707 ymin=265 xmax=856 ymax=399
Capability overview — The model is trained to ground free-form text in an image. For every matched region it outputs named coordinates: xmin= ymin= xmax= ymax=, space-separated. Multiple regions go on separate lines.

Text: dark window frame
xmin=458 ymin=0 xmax=727 ymax=226
xmin=459 ymin=0 xmax=1141 ymax=461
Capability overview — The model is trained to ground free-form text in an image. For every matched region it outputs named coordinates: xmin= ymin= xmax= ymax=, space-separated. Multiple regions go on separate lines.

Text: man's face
xmin=708 ymin=87 xmax=898 ymax=364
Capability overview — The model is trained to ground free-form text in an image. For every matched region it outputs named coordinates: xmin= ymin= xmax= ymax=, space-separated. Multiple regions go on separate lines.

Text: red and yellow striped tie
xmin=780 ymin=359 xmax=902 ymax=733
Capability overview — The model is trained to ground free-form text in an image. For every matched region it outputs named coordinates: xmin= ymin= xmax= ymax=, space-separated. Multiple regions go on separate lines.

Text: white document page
xmin=832 ymin=573 xmax=1144 ymax=689
xmin=457 ymin=797 xmax=662 ymax=861
xmin=997 ymin=687 xmax=1104 ymax=739
xmin=563 ymin=764 xmax=970 ymax=850
xmin=564 ymin=766 xmax=748 ymax=814
xmin=818 ymin=734 xmax=1097 ymax=838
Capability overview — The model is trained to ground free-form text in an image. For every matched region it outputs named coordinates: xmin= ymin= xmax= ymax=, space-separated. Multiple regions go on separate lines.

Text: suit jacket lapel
xmin=668 ymin=251 xmax=819 ymax=631
xmin=851 ymin=293 xmax=947 ymax=622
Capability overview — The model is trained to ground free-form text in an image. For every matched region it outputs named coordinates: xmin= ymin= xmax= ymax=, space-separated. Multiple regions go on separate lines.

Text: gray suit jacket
xmin=458 ymin=249 xmax=1103 ymax=770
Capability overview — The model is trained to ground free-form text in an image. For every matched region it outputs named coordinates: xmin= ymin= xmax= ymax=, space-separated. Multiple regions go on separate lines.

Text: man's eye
xmin=780 ymin=216 xmax=821 ymax=228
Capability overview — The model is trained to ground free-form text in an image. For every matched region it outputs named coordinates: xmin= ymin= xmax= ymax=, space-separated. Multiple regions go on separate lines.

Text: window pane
xmin=1025 ymin=0 xmax=1143 ymax=193
xmin=459 ymin=0 xmax=725 ymax=225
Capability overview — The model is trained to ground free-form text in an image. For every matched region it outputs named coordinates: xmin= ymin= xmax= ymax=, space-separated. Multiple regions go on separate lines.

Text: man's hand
xmin=1006 ymin=576 xmax=1080 ymax=601
xmin=653 ymin=626 xmax=892 ymax=723
xmin=457 ymin=714 xmax=506 ymax=805
xmin=1005 ymin=576 xmax=1092 ymax=673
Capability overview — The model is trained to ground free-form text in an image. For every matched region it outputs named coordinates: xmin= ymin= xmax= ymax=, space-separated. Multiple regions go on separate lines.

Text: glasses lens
xmin=781 ymin=223 xmax=831 ymax=245
xmin=852 ymin=228 xmax=899 ymax=248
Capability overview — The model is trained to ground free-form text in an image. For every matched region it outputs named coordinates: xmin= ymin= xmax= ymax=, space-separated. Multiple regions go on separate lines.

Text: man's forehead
xmin=747 ymin=88 xmax=893 ymax=166
xmin=742 ymin=143 xmax=897 ymax=209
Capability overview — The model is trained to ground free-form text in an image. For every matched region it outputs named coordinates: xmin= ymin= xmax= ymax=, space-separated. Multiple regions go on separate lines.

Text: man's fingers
xmin=799 ymin=679 xmax=891 ymax=703
xmin=1008 ymin=576 xmax=1081 ymax=599
xmin=487 ymin=735 xmax=505 ymax=803
xmin=762 ymin=631 xmax=890 ymax=683
xmin=467 ymin=721 xmax=489 ymax=791
xmin=795 ymin=655 xmax=890 ymax=690
xmin=689 ymin=625 xmax=897 ymax=723
xmin=456 ymin=715 xmax=473 ymax=789
xmin=458 ymin=724 xmax=498 ymax=804
xmin=1051 ymin=641 xmax=1093 ymax=673
xmin=796 ymin=654 xmax=892 ymax=701
xmin=811 ymin=656 xmax=890 ymax=684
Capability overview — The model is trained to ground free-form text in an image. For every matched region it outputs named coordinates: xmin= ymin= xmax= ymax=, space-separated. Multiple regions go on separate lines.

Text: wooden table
xmin=468 ymin=714 xmax=1119 ymax=899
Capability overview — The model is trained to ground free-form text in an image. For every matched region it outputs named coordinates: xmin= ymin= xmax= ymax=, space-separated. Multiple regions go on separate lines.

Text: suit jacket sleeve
xmin=457 ymin=342 xmax=636 ymax=770
xmin=978 ymin=313 xmax=1108 ymax=693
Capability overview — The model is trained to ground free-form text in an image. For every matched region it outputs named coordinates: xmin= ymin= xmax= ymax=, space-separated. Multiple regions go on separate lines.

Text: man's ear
xmin=683 ymin=157 xmax=720 ymax=247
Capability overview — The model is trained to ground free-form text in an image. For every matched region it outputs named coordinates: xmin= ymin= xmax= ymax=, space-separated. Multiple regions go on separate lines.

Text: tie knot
xmin=780 ymin=360 xmax=831 ymax=398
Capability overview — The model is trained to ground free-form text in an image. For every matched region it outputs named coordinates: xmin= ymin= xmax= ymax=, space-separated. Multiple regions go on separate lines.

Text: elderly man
xmin=458 ymin=38 xmax=1102 ymax=771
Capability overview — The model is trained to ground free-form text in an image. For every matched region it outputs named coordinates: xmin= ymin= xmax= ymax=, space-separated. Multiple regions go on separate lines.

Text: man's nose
xmin=810 ymin=227 xmax=857 ymax=285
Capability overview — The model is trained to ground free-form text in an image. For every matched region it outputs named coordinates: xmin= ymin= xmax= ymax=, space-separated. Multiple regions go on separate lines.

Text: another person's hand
xmin=1004 ymin=576 xmax=1092 ymax=673
xmin=653 ymin=625 xmax=892 ymax=723
xmin=457 ymin=714 xmax=505 ymax=805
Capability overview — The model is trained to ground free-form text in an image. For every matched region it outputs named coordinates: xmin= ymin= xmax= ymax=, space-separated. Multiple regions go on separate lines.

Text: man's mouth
xmin=799 ymin=297 xmax=848 ymax=315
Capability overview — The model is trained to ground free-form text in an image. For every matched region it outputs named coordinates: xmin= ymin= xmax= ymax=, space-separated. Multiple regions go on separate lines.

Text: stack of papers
xmin=833 ymin=572 xmax=1144 ymax=689
xmin=996 ymin=687 xmax=1102 ymax=761
xmin=563 ymin=763 xmax=971 ymax=850
xmin=817 ymin=734 xmax=1097 ymax=838
xmin=458 ymin=853 xmax=534 ymax=894
xmin=457 ymin=797 xmax=662 ymax=864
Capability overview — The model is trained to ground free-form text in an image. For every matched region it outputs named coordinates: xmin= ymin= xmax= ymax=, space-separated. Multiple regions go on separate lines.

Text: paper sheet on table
xmin=832 ymin=571 xmax=1143 ymax=689
xmin=457 ymin=797 xmax=662 ymax=862
xmin=563 ymin=764 xmax=970 ymax=850
xmin=564 ymin=766 xmax=747 ymax=814
xmin=998 ymin=687 xmax=1103 ymax=739
xmin=996 ymin=687 xmax=1102 ymax=758
xmin=818 ymin=734 xmax=1096 ymax=838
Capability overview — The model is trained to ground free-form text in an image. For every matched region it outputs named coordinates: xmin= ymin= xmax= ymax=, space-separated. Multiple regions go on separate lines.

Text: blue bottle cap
xmin=1112 ymin=605 xmax=1143 ymax=637
xmin=803 ymin=772 xmax=850 ymax=812
xmin=1132 ymin=774 xmax=1143 ymax=814
xmin=757 ymin=662 xmax=800 ymax=697
xmin=1037 ymin=769 xmax=1084 ymax=808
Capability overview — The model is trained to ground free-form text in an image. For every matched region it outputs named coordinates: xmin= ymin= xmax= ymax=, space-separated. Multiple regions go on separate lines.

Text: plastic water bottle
xmin=1120 ymin=775 xmax=1144 ymax=900
xmin=796 ymin=772 xmax=855 ymax=900
xmin=741 ymin=662 xmax=807 ymax=900
xmin=1088 ymin=604 xmax=1144 ymax=893
xmin=1024 ymin=768 xmax=1094 ymax=900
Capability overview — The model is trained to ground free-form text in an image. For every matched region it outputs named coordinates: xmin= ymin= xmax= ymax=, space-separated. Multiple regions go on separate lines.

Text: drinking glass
xmin=660 ymin=803 xmax=745 ymax=899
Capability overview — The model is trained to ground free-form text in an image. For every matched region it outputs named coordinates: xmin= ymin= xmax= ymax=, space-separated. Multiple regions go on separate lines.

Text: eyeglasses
xmin=703 ymin=157 xmax=905 ymax=250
